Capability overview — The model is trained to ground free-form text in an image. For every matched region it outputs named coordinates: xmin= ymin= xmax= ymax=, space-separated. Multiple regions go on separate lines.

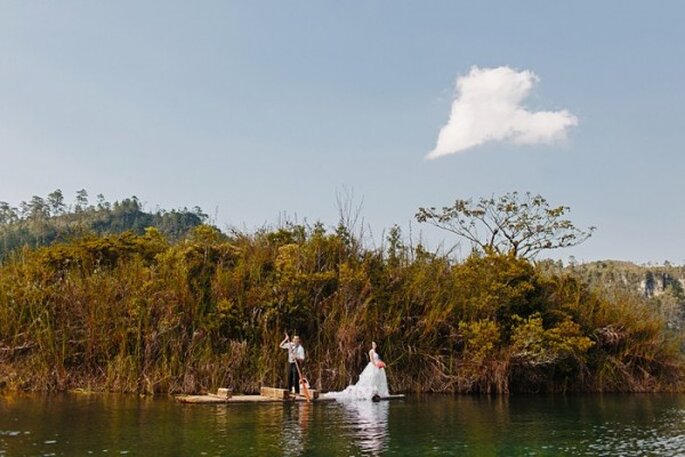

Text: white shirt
xmin=280 ymin=342 xmax=305 ymax=363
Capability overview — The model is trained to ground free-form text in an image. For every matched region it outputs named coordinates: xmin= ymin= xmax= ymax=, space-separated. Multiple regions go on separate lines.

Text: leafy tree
xmin=416 ymin=192 xmax=595 ymax=258
xmin=386 ymin=225 xmax=404 ymax=267
xmin=75 ymin=189 xmax=89 ymax=212
xmin=192 ymin=206 xmax=208 ymax=222
xmin=96 ymin=193 xmax=109 ymax=210
xmin=18 ymin=200 xmax=30 ymax=218
xmin=47 ymin=189 xmax=66 ymax=216
xmin=0 ymin=202 xmax=18 ymax=225
xmin=27 ymin=196 xmax=50 ymax=220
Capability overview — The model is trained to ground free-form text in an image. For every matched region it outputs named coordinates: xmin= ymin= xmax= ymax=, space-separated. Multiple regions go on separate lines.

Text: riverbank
xmin=1 ymin=225 xmax=683 ymax=394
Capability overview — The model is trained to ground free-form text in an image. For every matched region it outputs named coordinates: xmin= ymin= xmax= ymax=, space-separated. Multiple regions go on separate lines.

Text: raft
xmin=176 ymin=393 xmax=336 ymax=404
xmin=176 ymin=387 xmax=330 ymax=404
xmin=175 ymin=387 xmax=404 ymax=404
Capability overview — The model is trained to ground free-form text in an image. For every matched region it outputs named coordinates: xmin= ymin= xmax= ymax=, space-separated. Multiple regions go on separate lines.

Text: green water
xmin=2 ymin=394 xmax=685 ymax=456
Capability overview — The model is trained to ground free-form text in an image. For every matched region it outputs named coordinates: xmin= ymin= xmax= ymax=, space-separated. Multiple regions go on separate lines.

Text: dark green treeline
xmin=0 ymin=224 xmax=682 ymax=394
xmin=0 ymin=189 xmax=206 ymax=259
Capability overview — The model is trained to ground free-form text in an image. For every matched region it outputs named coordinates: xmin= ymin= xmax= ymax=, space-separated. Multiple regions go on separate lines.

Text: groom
xmin=279 ymin=333 xmax=305 ymax=394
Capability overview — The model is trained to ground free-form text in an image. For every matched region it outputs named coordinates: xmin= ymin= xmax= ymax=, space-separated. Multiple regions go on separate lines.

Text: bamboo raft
xmin=176 ymin=387 xmax=405 ymax=404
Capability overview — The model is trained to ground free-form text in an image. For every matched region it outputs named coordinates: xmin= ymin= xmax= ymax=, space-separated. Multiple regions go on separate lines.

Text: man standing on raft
xmin=279 ymin=333 xmax=305 ymax=394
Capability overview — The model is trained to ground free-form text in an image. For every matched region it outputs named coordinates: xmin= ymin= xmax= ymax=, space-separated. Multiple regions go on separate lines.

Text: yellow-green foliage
xmin=456 ymin=320 xmax=506 ymax=394
xmin=510 ymin=314 xmax=594 ymax=366
xmin=0 ymin=225 xmax=682 ymax=394
xmin=459 ymin=320 xmax=501 ymax=363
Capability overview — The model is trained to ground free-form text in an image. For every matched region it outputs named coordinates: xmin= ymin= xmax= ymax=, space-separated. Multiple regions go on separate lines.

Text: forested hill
xmin=0 ymin=189 xmax=207 ymax=259
xmin=573 ymin=261 xmax=684 ymax=296
xmin=540 ymin=260 xmax=685 ymax=327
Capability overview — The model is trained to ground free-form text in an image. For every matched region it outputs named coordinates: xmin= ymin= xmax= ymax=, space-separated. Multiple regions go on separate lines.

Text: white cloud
xmin=427 ymin=66 xmax=578 ymax=159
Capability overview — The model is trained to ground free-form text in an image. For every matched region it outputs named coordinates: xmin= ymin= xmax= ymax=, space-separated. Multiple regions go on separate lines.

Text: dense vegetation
xmin=0 ymin=189 xmax=206 ymax=258
xmin=0 ymin=220 xmax=682 ymax=395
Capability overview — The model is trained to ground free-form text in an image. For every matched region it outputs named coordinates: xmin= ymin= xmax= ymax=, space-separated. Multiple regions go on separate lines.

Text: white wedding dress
xmin=324 ymin=350 xmax=389 ymax=401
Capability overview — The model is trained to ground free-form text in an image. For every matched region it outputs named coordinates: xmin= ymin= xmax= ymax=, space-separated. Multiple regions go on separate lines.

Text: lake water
xmin=2 ymin=393 xmax=685 ymax=456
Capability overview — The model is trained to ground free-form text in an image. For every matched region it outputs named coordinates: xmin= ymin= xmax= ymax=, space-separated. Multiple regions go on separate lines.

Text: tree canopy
xmin=416 ymin=192 xmax=595 ymax=258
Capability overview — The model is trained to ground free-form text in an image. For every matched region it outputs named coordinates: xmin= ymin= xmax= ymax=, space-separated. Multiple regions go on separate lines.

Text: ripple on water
xmin=587 ymin=421 xmax=685 ymax=456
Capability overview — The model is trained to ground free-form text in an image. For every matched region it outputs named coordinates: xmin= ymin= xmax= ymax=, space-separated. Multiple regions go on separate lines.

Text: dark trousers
xmin=288 ymin=363 xmax=300 ymax=394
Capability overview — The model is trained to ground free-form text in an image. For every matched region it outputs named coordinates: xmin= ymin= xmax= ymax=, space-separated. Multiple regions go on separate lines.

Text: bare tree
xmin=335 ymin=187 xmax=365 ymax=246
xmin=416 ymin=192 xmax=595 ymax=259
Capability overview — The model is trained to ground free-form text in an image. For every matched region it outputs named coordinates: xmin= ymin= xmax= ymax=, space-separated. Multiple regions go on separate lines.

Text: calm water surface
xmin=2 ymin=393 xmax=685 ymax=456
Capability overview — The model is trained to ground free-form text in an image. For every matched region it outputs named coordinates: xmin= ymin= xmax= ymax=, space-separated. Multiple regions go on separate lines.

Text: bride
xmin=325 ymin=342 xmax=389 ymax=400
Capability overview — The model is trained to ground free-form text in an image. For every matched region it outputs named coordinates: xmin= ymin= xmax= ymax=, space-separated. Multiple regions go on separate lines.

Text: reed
xmin=0 ymin=225 xmax=682 ymax=394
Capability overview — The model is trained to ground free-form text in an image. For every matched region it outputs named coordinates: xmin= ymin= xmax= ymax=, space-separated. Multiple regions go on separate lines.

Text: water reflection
xmin=280 ymin=402 xmax=311 ymax=456
xmin=4 ymin=393 xmax=685 ymax=456
xmin=339 ymin=401 xmax=389 ymax=456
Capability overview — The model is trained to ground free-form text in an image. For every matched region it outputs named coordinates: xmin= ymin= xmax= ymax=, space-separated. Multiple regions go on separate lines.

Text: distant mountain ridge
xmin=571 ymin=260 xmax=685 ymax=298
xmin=541 ymin=259 xmax=685 ymax=327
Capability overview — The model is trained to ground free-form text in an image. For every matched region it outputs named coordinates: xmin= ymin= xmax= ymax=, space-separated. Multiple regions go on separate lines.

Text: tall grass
xmin=0 ymin=225 xmax=682 ymax=394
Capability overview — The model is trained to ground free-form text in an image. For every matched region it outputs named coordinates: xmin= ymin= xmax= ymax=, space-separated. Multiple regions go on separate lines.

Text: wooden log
xmin=260 ymin=386 xmax=290 ymax=400
xmin=176 ymin=395 xmax=229 ymax=404
xmin=380 ymin=394 xmax=405 ymax=400
xmin=290 ymin=389 xmax=318 ymax=400
xmin=216 ymin=388 xmax=232 ymax=399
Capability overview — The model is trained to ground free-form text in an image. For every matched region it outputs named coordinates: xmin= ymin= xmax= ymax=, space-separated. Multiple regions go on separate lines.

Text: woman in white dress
xmin=325 ymin=342 xmax=389 ymax=400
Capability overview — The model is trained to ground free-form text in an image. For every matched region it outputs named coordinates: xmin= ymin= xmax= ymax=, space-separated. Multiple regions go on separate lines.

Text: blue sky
xmin=1 ymin=1 xmax=683 ymax=263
